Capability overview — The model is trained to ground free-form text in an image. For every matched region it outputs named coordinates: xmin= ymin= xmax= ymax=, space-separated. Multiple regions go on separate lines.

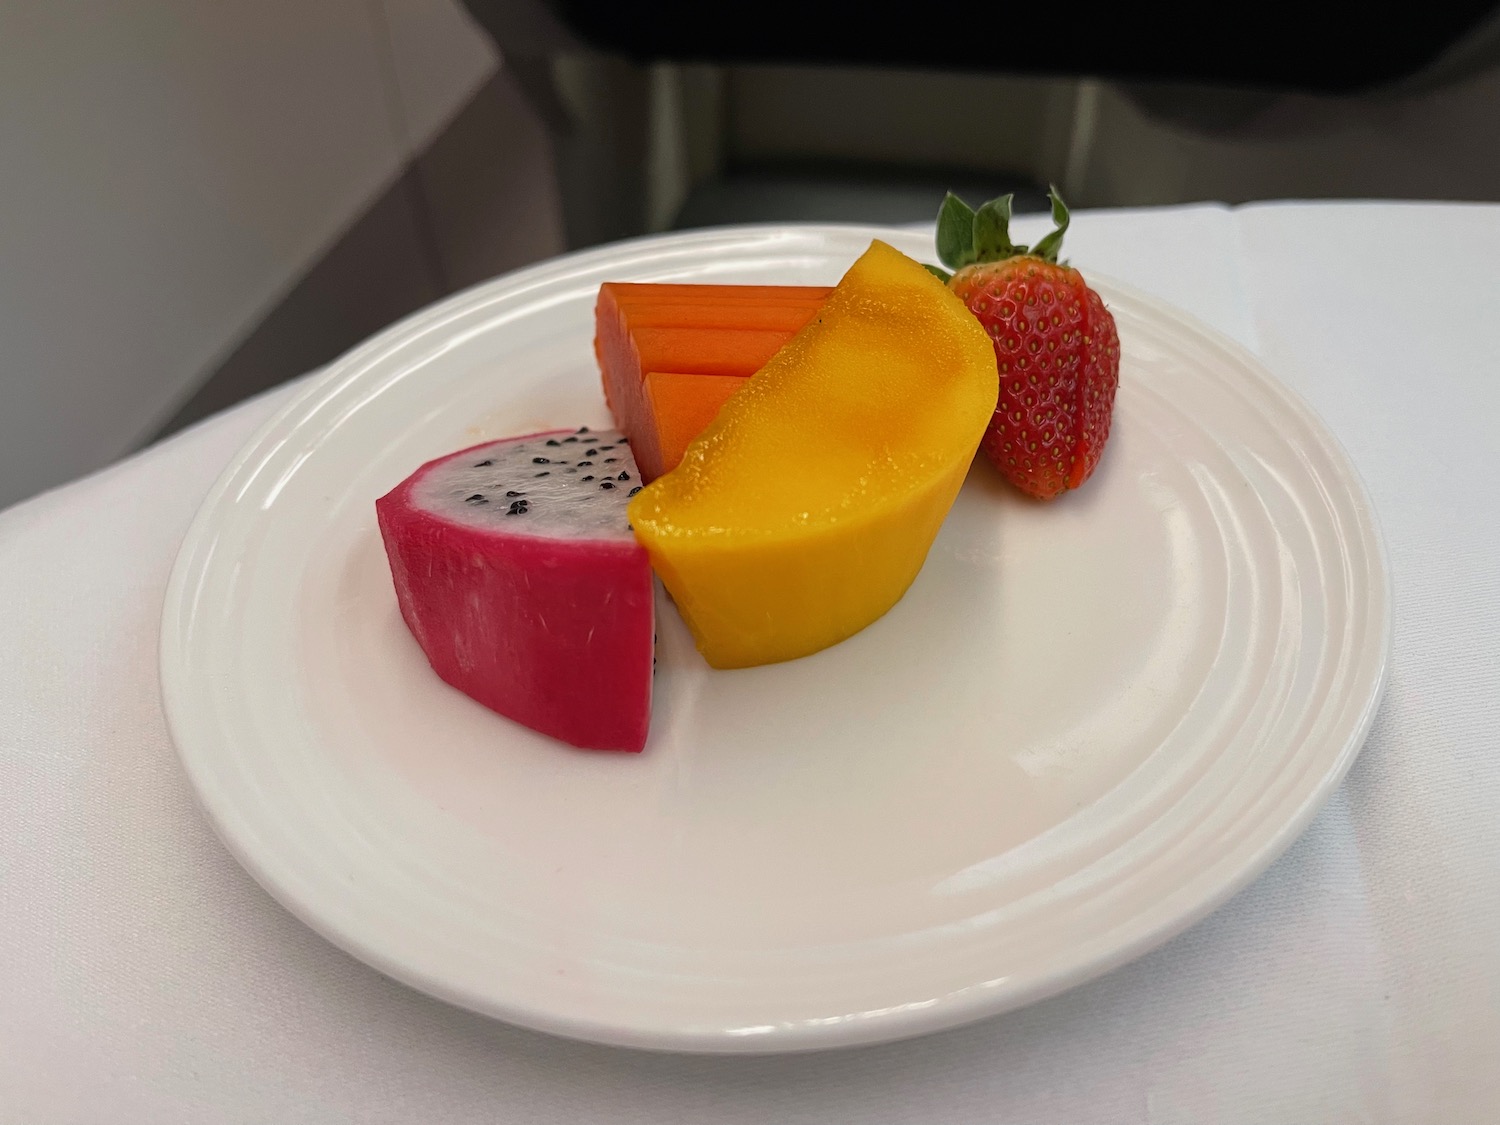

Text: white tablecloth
xmin=4 ymin=202 xmax=1498 ymax=1123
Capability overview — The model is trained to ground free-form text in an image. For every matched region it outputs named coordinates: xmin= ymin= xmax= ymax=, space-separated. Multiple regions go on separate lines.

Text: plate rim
xmin=160 ymin=221 xmax=1393 ymax=1053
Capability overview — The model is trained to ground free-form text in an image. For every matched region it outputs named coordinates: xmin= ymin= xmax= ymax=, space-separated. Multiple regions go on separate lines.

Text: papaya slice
xmin=631 ymin=326 xmax=800 ymax=378
xmin=594 ymin=283 xmax=830 ymax=482
xmin=600 ymin=282 xmax=831 ymax=309
xmin=644 ymin=371 xmax=748 ymax=478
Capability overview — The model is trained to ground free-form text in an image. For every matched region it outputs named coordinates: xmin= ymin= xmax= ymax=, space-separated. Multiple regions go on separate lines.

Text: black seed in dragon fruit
xmin=375 ymin=428 xmax=653 ymax=751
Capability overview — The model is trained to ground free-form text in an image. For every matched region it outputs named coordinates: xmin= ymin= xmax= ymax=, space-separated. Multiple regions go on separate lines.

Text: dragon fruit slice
xmin=375 ymin=427 xmax=653 ymax=752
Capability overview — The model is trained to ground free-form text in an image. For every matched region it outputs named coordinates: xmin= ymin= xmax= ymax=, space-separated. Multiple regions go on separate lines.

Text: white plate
xmin=161 ymin=225 xmax=1390 ymax=1053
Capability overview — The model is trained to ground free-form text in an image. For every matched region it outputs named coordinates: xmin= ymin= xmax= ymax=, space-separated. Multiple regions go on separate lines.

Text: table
xmin=4 ymin=202 xmax=1497 ymax=1123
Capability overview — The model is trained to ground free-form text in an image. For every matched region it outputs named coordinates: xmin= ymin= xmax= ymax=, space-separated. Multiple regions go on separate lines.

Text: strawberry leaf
xmin=923 ymin=263 xmax=953 ymax=283
xmin=936 ymin=193 xmax=977 ymax=271
xmin=973 ymin=195 xmax=1024 ymax=260
xmin=1029 ymin=186 xmax=1071 ymax=263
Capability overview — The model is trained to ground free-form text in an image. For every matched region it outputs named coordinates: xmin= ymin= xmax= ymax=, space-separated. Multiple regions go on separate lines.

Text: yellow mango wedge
xmin=626 ymin=240 xmax=999 ymax=669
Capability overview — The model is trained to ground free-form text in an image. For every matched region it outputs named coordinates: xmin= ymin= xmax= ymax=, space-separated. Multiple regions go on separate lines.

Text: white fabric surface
xmin=3 ymin=202 xmax=1498 ymax=1123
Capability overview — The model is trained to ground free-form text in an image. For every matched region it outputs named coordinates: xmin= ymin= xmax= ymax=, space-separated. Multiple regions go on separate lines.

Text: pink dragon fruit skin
xmin=375 ymin=428 xmax=653 ymax=752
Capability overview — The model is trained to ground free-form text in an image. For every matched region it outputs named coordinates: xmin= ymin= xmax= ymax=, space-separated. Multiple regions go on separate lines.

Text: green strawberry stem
xmin=1029 ymin=189 xmax=1070 ymax=262
xmin=929 ymin=186 xmax=1071 ymax=281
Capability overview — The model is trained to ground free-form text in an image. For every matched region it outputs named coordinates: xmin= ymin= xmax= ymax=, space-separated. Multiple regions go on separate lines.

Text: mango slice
xmin=627 ymin=240 xmax=999 ymax=669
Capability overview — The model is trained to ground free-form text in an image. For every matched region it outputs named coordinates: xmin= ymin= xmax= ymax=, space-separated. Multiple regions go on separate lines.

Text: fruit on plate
xmin=601 ymin=287 xmax=830 ymax=331
xmin=595 ymin=283 xmax=831 ymax=481
xmin=376 ymin=428 xmax=654 ymax=752
xmin=597 ymin=281 xmax=830 ymax=324
xmin=643 ymin=370 xmax=746 ymax=477
xmin=627 ymin=240 xmax=998 ymax=669
xmin=930 ymin=189 xmax=1120 ymax=500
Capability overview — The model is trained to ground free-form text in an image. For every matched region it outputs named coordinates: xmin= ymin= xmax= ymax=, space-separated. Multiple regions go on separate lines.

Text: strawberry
xmin=929 ymin=189 xmax=1120 ymax=500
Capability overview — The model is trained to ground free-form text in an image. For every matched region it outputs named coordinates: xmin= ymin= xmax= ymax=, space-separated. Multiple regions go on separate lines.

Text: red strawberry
xmin=929 ymin=189 xmax=1120 ymax=500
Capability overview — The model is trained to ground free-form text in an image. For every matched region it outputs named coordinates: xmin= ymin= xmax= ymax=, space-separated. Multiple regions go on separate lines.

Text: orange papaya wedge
xmin=594 ymin=283 xmax=831 ymax=481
